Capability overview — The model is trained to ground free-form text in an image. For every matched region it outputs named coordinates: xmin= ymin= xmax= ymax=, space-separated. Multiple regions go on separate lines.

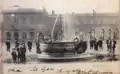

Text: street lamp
xmin=108 ymin=29 xmax=112 ymax=39
xmin=101 ymin=29 xmax=105 ymax=40
xmin=116 ymin=28 xmax=119 ymax=40
xmin=89 ymin=32 xmax=92 ymax=40
xmin=91 ymin=29 xmax=95 ymax=39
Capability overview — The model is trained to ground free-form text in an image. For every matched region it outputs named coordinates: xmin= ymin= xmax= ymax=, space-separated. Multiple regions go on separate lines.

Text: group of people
xmin=73 ymin=32 xmax=117 ymax=54
xmin=5 ymin=40 xmax=33 ymax=64
xmin=90 ymin=37 xmax=117 ymax=54
xmin=106 ymin=38 xmax=117 ymax=54
xmin=11 ymin=41 xmax=26 ymax=64
xmin=90 ymin=37 xmax=103 ymax=51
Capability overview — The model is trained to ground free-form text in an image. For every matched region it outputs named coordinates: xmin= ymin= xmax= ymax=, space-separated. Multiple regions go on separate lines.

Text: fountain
xmin=38 ymin=14 xmax=87 ymax=60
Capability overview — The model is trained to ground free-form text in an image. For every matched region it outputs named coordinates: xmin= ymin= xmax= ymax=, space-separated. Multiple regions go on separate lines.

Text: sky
xmin=2 ymin=0 xmax=120 ymax=13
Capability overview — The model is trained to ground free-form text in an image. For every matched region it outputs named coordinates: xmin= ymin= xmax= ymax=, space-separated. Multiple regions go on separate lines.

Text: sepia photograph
xmin=0 ymin=0 xmax=120 ymax=74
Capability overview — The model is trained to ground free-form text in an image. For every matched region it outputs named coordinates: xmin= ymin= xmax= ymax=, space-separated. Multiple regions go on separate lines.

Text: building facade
xmin=1 ymin=8 xmax=120 ymax=42
xmin=1 ymin=8 xmax=62 ymax=42
xmin=63 ymin=12 xmax=119 ymax=40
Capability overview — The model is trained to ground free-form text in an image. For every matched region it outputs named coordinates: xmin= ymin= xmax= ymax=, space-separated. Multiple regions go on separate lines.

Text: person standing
xmin=36 ymin=40 xmax=41 ymax=53
xmin=109 ymin=38 xmax=117 ymax=60
xmin=17 ymin=45 xmax=21 ymax=63
xmin=11 ymin=48 xmax=18 ymax=64
xmin=82 ymin=39 xmax=87 ymax=53
xmin=89 ymin=32 xmax=93 ymax=49
xmin=94 ymin=38 xmax=99 ymax=51
xmin=27 ymin=40 xmax=32 ymax=52
xmin=73 ymin=37 xmax=79 ymax=44
xmin=22 ymin=43 xmax=26 ymax=63
xmin=106 ymin=38 xmax=112 ymax=52
xmin=98 ymin=37 xmax=103 ymax=50
xmin=75 ymin=39 xmax=82 ymax=54
xmin=5 ymin=41 xmax=11 ymax=52
xmin=112 ymin=39 xmax=117 ymax=54
xmin=73 ymin=32 xmax=80 ymax=44
xmin=36 ymin=32 xmax=44 ymax=54
xmin=90 ymin=38 xmax=94 ymax=49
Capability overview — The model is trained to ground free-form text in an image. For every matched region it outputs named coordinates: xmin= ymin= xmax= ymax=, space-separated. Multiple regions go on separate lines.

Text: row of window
xmin=6 ymin=32 xmax=34 ymax=40
xmin=4 ymin=15 xmax=42 ymax=25
xmin=74 ymin=19 xmax=117 ymax=25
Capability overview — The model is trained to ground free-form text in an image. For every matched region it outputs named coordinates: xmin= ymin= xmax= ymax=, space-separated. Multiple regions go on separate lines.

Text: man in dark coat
xmin=27 ymin=40 xmax=32 ymax=52
xmin=11 ymin=48 xmax=18 ymax=64
xmin=94 ymin=39 xmax=99 ymax=51
xmin=90 ymin=40 xmax=93 ymax=49
xmin=93 ymin=39 xmax=96 ymax=50
xmin=112 ymin=39 xmax=117 ymax=54
xmin=21 ymin=44 xmax=26 ymax=63
xmin=75 ymin=40 xmax=82 ymax=54
xmin=82 ymin=41 xmax=87 ymax=53
xmin=5 ymin=41 xmax=11 ymax=52
xmin=90 ymin=40 xmax=94 ymax=49
xmin=75 ymin=39 xmax=87 ymax=54
xmin=98 ymin=37 xmax=103 ymax=50
xmin=90 ymin=37 xmax=96 ymax=50
xmin=16 ymin=46 xmax=21 ymax=63
xmin=98 ymin=40 xmax=103 ymax=49
xmin=36 ymin=40 xmax=41 ymax=53
xmin=106 ymin=38 xmax=112 ymax=52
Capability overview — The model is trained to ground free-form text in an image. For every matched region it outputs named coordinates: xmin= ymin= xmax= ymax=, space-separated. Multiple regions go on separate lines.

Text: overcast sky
xmin=2 ymin=0 xmax=119 ymax=13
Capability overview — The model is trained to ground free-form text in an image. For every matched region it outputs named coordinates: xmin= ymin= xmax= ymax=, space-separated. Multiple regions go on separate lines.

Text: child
xmin=11 ymin=48 xmax=18 ymax=64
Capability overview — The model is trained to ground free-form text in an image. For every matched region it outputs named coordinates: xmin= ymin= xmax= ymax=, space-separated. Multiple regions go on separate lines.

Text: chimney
xmin=52 ymin=10 xmax=55 ymax=15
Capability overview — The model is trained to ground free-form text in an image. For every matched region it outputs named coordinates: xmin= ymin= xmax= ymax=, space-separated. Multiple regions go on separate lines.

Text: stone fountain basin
xmin=40 ymin=41 xmax=76 ymax=53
